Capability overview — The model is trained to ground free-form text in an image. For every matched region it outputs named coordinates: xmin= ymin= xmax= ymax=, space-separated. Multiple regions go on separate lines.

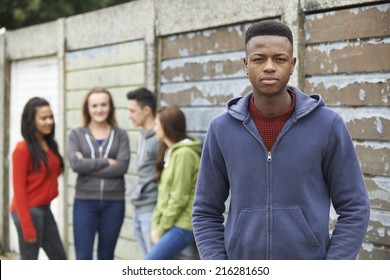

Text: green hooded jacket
xmin=152 ymin=138 xmax=201 ymax=237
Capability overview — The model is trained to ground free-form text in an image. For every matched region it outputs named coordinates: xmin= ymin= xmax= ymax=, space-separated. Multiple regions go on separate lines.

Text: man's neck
xmin=142 ymin=116 xmax=155 ymax=132
xmin=253 ymin=89 xmax=292 ymax=116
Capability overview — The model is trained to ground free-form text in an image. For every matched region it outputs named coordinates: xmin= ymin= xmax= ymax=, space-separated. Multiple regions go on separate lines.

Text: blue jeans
xmin=134 ymin=211 xmax=153 ymax=257
xmin=73 ymin=199 xmax=124 ymax=260
xmin=145 ymin=226 xmax=195 ymax=260
xmin=11 ymin=205 xmax=67 ymax=260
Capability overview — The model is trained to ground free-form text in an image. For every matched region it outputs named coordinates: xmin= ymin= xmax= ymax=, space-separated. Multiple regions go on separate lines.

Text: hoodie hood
xmin=172 ymin=138 xmax=202 ymax=154
xmin=227 ymin=85 xmax=325 ymax=122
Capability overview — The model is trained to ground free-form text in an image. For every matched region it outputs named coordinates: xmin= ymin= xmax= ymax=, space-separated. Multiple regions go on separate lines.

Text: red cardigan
xmin=10 ymin=141 xmax=61 ymax=241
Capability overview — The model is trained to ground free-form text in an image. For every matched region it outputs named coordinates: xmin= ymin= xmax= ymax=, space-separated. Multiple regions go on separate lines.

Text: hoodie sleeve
xmin=324 ymin=114 xmax=370 ymax=260
xmin=67 ymin=129 xmax=109 ymax=174
xmin=192 ymin=121 xmax=230 ymax=260
xmin=87 ymin=129 xmax=130 ymax=178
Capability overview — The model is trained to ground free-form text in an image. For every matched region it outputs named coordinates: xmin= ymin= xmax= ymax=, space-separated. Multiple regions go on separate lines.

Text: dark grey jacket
xmin=130 ymin=128 xmax=160 ymax=213
xmin=67 ymin=126 xmax=130 ymax=201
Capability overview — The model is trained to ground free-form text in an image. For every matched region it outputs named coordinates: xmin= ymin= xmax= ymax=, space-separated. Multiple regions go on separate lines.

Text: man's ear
xmin=143 ymin=105 xmax=152 ymax=115
xmin=290 ymin=57 xmax=297 ymax=75
xmin=243 ymin=57 xmax=248 ymax=75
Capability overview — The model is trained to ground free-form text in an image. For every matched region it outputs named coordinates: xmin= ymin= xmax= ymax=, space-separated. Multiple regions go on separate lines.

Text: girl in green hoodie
xmin=145 ymin=106 xmax=201 ymax=260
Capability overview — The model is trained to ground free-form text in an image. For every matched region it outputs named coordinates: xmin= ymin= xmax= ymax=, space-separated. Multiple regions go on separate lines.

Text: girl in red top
xmin=10 ymin=97 xmax=67 ymax=260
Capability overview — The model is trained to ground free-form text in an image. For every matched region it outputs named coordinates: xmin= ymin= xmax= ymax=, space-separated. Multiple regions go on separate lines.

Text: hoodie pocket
xmin=226 ymin=208 xmax=267 ymax=259
xmin=273 ymin=206 xmax=321 ymax=259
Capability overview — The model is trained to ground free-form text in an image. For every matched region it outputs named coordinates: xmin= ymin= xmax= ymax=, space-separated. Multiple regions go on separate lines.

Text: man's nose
xmin=264 ymin=59 xmax=276 ymax=72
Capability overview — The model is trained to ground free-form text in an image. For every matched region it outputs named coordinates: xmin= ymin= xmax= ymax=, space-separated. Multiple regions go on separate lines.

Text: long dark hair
xmin=155 ymin=106 xmax=190 ymax=180
xmin=21 ymin=97 xmax=64 ymax=172
xmin=82 ymin=87 xmax=117 ymax=126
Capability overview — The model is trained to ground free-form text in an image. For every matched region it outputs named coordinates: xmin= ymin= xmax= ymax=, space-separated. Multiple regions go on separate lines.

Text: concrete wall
xmin=0 ymin=0 xmax=388 ymax=259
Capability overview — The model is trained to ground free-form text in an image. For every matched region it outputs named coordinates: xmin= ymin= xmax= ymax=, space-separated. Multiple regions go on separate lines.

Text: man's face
xmin=127 ymin=100 xmax=149 ymax=127
xmin=243 ymin=35 xmax=296 ymax=97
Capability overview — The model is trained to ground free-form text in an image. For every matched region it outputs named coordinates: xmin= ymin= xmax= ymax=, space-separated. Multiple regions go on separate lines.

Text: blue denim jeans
xmin=145 ymin=226 xmax=195 ymax=260
xmin=134 ymin=211 xmax=153 ymax=257
xmin=73 ymin=199 xmax=125 ymax=260
xmin=11 ymin=205 xmax=67 ymax=260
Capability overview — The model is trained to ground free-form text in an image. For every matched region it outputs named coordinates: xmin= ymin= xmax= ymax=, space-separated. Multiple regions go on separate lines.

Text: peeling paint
xmin=370 ymin=210 xmax=390 ymax=227
xmin=168 ymin=35 xmax=177 ymax=42
xmin=362 ymin=242 xmax=374 ymax=252
xmin=202 ymin=30 xmax=215 ymax=38
xmin=178 ymin=48 xmax=189 ymax=56
xmin=375 ymin=117 xmax=383 ymax=134
xmin=359 ymin=89 xmax=366 ymax=101
xmin=355 ymin=140 xmax=390 ymax=150
xmin=307 ymin=72 xmax=389 ymax=90
xmin=331 ymin=107 xmax=390 ymax=123
xmin=349 ymin=8 xmax=360 ymax=15
xmin=372 ymin=176 xmax=390 ymax=190
xmin=368 ymin=189 xmax=390 ymax=205
xmin=228 ymin=25 xmax=245 ymax=37
xmin=377 ymin=227 xmax=385 ymax=237
xmin=161 ymin=78 xmax=250 ymax=105
xmin=305 ymin=32 xmax=311 ymax=41
xmin=307 ymin=41 xmax=350 ymax=55
xmin=187 ymin=33 xmax=196 ymax=39
xmin=306 ymin=10 xmax=336 ymax=20
xmin=375 ymin=2 xmax=390 ymax=13
xmin=382 ymin=88 xmax=389 ymax=103
xmin=162 ymin=52 xmax=245 ymax=69
xmin=367 ymin=37 xmax=390 ymax=45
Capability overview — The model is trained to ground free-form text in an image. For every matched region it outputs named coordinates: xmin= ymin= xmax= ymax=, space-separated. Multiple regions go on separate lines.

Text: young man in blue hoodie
xmin=192 ymin=20 xmax=370 ymax=260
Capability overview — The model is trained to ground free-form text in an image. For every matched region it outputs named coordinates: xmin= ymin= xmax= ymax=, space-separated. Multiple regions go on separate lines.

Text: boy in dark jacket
xmin=192 ymin=20 xmax=370 ymax=260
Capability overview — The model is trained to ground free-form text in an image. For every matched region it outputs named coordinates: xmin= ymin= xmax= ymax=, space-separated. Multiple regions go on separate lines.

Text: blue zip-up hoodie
xmin=192 ymin=86 xmax=370 ymax=260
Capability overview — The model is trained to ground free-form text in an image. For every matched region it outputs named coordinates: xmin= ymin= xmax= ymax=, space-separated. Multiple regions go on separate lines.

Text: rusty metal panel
xmin=358 ymin=243 xmax=390 ymax=260
xmin=346 ymin=117 xmax=390 ymax=141
xmin=160 ymin=23 xmax=254 ymax=135
xmin=160 ymin=79 xmax=251 ymax=107
xmin=366 ymin=177 xmax=390 ymax=211
xmin=305 ymin=39 xmax=390 ymax=75
xmin=181 ymin=107 xmax=225 ymax=133
xmin=305 ymin=75 xmax=390 ymax=106
xmin=305 ymin=3 xmax=390 ymax=44
xmin=305 ymin=3 xmax=390 ymax=259
xmin=161 ymin=52 xmax=245 ymax=83
xmin=355 ymin=143 xmax=390 ymax=177
xmin=333 ymin=107 xmax=389 ymax=141
xmin=366 ymin=209 xmax=390 ymax=246
xmin=161 ymin=23 xmax=250 ymax=59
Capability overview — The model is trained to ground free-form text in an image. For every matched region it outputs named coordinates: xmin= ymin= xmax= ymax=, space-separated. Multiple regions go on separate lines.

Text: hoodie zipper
xmin=244 ymin=118 xmax=296 ymax=259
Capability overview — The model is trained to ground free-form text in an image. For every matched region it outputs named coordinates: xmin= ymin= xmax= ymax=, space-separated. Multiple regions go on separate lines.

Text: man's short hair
xmin=126 ymin=87 xmax=157 ymax=116
xmin=245 ymin=20 xmax=293 ymax=50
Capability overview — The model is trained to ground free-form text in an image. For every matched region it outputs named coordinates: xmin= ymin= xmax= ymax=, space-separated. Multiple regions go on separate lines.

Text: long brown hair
xmin=21 ymin=97 xmax=64 ymax=172
xmin=155 ymin=106 xmax=190 ymax=180
xmin=82 ymin=87 xmax=118 ymax=126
